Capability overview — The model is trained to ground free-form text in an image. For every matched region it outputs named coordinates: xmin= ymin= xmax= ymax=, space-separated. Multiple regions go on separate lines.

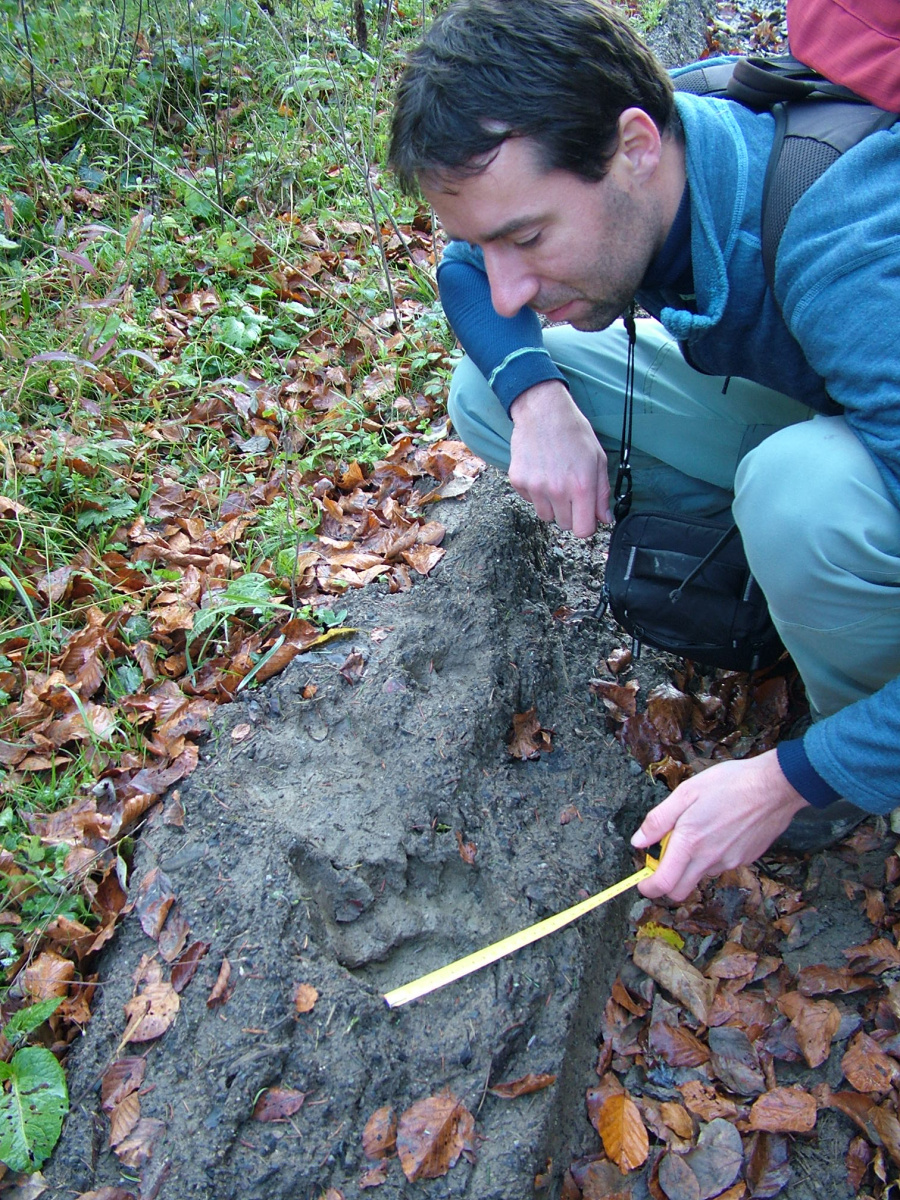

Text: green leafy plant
xmin=0 ymin=997 xmax=69 ymax=1173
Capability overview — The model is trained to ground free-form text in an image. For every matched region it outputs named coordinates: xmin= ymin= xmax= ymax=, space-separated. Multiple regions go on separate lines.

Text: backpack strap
xmin=673 ymin=56 xmax=899 ymax=297
xmin=728 ymin=53 xmax=872 ymax=108
xmin=761 ymin=100 xmax=899 ymax=290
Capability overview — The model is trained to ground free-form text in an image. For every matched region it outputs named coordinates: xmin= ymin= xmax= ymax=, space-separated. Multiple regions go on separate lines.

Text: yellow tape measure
xmin=384 ymin=836 xmax=669 ymax=1008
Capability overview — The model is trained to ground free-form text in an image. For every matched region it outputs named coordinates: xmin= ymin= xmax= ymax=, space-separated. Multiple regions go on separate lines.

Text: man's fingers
xmin=596 ymin=465 xmax=612 ymax=526
xmin=571 ymin=488 xmax=599 ymax=538
xmin=631 ymin=793 xmax=686 ymax=850
xmin=638 ymin=831 xmax=701 ymax=902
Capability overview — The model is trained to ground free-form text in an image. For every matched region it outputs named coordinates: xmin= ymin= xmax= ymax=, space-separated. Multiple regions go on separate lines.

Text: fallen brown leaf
xmin=171 ymin=941 xmax=209 ymax=993
xmin=677 ymin=1081 xmax=739 ymax=1122
xmin=455 ymin=830 xmax=477 ymax=864
xmin=707 ymin=1025 xmax=766 ymax=1096
xmin=846 ymin=1135 xmax=874 ymax=1192
xmin=292 ymin=982 xmax=319 ymax=1015
xmin=109 ymin=1091 xmax=141 ymax=1148
xmin=508 ymin=707 xmax=553 ymax=759
xmin=657 ymin=1149 xmax=701 ymax=1200
xmin=396 ymin=1091 xmax=475 ymax=1182
xmin=743 ymin=1131 xmax=791 ymax=1199
xmin=133 ymin=867 xmax=176 ymax=939
xmin=206 ymin=958 xmax=232 ymax=1008
xmin=590 ymin=678 xmax=640 ymax=718
xmin=749 ymin=1087 xmax=817 ymax=1134
xmin=649 ymin=1019 xmax=710 ymax=1068
xmin=489 ymin=1072 xmax=556 ymax=1099
xmin=870 ymin=1103 xmax=900 ymax=1167
xmin=580 ymin=1158 xmax=635 ymax=1200
xmin=22 ymin=949 xmax=75 ymax=1001
xmin=359 ymin=1160 xmax=390 ymax=1188
xmin=593 ymin=1092 xmax=649 ymax=1172
xmin=844 ymin=937 xmax=900 ymax=973
xmin=633 ymin=937 xmax=716 ymax=1024
xmin=796 ymin=964 xmax=877 ymax=996
xmin=100 ymin=1057 xmax=146 ymax=1112
xmin=362 ymin=1106 xmax=397 ymax=1160
xmin=157 ymin=905 xmax=190 ymax=963
xmin=121 ymin=980 xmax=179 ymax=1045
xmin=339 ymin=650 xmax=366 ymax=684
xmin=681 ymin=1117 xmax=743 ymax=1200
xmin=253 ymin=1087 xmax=306 ymax=1122
xmin=705 ymin=940 xmax=758 ymax=980
xmin=114 ymin=1117 xmax=165 ymax=1169
xmin=842 ymin=1031 xmax=900 ymax=1093
xmin=646 ymin=682 xmax=693 ymax=743
xmin=607 ymin=647 xmax=632 ymax=674
xmin=776 ymin=991 xmax=840 ymax=1068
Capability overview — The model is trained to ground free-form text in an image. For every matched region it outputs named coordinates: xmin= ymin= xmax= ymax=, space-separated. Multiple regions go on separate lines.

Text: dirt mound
xmin=46 ymin=472 xmax=660 ymax=1198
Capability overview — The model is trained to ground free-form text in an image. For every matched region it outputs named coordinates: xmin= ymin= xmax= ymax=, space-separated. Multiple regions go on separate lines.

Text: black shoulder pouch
xmin=600 ymin=313 xmax=783 ymax=672
xmin=601 ymin=511 xmax=783 ymax=671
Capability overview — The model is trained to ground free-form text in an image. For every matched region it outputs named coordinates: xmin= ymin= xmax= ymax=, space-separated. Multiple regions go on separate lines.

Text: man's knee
xmin=734 ymin=417 xmax=900 ymax=610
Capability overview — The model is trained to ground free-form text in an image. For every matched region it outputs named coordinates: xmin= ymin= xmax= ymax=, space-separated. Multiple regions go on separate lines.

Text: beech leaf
xmin=113 ymin=1117 xmax=165 ymax=1169
xmin=121 ymin=981 xmax=179 ymax=1045
xmin=133 ymin=867 xmax=176 ymax=940
xmin=253 ymin=1087 xmax=306 ymax=1121
xmin=292 ymin=982 xmax=319 ymax=1015
xmin=677 ymin=1082 xmax=738 ymax=1123
xmin=396 ymin=1091 xmax=475 ymax=1182
xmin=206 ymin=958 xmax=232 ymax=1008
xmin=841 ymin=1031 xmax=900 ymax=1093
xmin=649 ymin=1019 xmax=710 ymax=1068
xmin=744 ymin=1131 xmax=791 ymax=1199
xmin=489 ymin=1072 xmax=556 ymax=1099
xmin=681 ymin=1118 xmax=743 ymax=1200
xmin=658 ymin=1150 xmax=700 ymax=1200
xmin=707 ymin=1026 xmax=766 ymax=1096
xmin=776 ymin=992 xmax=840 ymax=1068
xmin=362 ymin=1106 xmax=397 ymax=1160
xmin=595 ymin=1092 xmax=649 ymax=1173
xmin=749 ymin=1087 xmax=817 ymax=1134
xmin=633 ymin=938 xmax=716 ymax=1024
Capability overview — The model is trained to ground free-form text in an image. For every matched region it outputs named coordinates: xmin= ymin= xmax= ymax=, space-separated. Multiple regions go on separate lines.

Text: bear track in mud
xmin=44 ymin=471 xmax=663 ymax=1200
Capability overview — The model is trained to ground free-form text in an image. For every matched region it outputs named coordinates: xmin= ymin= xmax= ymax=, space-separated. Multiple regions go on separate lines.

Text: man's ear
xmin=614 ymin=107 xmax=663 ymax=183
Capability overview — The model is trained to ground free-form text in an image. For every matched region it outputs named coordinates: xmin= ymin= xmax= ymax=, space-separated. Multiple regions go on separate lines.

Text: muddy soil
xmin=45 ymin=472 xmax=666 ymax=1199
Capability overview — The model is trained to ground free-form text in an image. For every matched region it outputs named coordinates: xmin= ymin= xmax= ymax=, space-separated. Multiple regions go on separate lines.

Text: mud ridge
xmin=44 ymin=472 xmax=666 ymax=1199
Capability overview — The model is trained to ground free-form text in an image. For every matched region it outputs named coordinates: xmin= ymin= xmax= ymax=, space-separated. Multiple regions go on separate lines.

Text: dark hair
xmin=389 ymin=0 xmax=676 ymax=192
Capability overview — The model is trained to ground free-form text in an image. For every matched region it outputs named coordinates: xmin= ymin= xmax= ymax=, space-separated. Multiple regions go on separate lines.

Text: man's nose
xmin=483 ymin=247 xmax=538 ymax=319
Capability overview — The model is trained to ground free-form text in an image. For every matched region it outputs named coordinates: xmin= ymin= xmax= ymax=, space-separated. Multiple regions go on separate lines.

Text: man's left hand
xmin=630 ymin=749 xmax=810 ymax=902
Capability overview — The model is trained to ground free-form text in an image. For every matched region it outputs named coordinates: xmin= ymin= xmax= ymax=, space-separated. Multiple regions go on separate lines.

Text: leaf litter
xmin=560 ymin=645 xmax=900 ymax=1199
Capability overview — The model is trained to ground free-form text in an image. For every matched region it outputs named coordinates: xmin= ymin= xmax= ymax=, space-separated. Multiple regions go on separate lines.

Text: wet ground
xmin=45 ymin=472 xmax=669 ymax=1199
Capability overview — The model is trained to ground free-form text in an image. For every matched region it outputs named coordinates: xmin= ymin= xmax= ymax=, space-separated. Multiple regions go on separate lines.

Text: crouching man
xmin=387 ymin=0 xmax=900 ymax=901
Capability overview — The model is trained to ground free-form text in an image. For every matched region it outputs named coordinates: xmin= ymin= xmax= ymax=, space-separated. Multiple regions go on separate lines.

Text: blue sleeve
xmin=802 ymin=679 xmax=900 ymax=814
xmin=437 ymin=246 xmax=566 ymax=415
xmin=776 ymin=738 xmax=843 ymax=809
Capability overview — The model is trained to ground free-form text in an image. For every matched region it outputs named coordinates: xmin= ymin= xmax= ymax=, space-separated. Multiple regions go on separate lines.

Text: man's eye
xmin=515 ymin=233 xmax=541 ymax=248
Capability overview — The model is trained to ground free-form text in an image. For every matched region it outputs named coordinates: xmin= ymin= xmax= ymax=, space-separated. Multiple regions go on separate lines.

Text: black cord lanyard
xmin=613 ymin=305 xmax=637 ymax=522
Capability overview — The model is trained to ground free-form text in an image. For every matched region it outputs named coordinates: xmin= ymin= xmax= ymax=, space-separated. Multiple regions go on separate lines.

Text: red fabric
xmin=787 ymin=0 xmax=900 ymax=110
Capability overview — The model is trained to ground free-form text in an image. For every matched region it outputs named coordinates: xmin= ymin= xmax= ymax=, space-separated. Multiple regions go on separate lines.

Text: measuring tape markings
xmin=384 ymin=839 xmax=667 ymax=1008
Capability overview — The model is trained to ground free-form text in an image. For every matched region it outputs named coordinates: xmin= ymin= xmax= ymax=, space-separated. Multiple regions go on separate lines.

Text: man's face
xmin=424 ymin=134 xmax=664 ymax=332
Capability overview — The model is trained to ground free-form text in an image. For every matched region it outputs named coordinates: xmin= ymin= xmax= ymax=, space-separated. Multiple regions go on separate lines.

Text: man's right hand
xmin=508 ymin=380 xmax=612 ymax=537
